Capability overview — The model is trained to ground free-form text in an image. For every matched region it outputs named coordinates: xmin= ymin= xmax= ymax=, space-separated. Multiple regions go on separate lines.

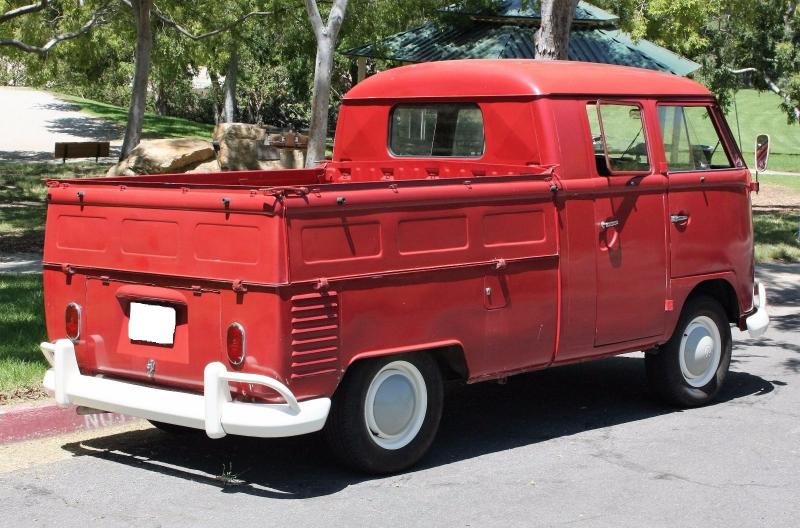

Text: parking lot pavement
xmin=1 ymin=301 xmax=798 ymax=526
xmin=0 ymin=87 xmax=121 ymax=161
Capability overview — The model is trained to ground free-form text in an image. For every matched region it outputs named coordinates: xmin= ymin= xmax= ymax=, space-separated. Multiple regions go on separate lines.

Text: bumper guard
xmin=40 ymin=339 xmax=330 ymax=439
xmin=745 ymin=281 xmax=769 ymax=339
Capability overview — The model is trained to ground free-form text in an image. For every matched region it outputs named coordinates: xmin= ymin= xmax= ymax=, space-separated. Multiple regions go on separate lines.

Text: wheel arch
xmin=685 ymin=278 xmax=740 ymax=324
xmin=344 ymin=341 xmax=469 ymax=382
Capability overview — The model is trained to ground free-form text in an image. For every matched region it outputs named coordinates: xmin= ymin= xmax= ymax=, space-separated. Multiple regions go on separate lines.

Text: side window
xmin=586 ymin=102 xmax=650 ymax=174
xmin=657 ymin=105 xmax=733 ymax=171
xmin=390 ymin=104 xmax=485 ymax=157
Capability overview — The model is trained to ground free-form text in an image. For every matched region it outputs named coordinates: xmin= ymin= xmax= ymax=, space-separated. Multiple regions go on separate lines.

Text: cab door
xmin=656 ymin=103 xmax=752 ymax=279
xmin=587 ymin=101 xmax=668 ymax=346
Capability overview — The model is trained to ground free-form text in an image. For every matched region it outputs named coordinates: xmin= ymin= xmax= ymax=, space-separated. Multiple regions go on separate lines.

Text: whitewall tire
xmin=324 ymin=353 xmax=443 ymax=474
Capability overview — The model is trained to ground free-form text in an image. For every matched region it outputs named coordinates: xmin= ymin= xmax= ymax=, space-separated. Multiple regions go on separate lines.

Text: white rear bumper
xmin=745 ymin=281 xmax=769 ymax=339
xmin=40 ymin=339 xmax=330 ymax=439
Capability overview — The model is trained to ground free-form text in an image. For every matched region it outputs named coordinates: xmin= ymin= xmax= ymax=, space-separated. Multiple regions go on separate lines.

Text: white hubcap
xmin=679 ymin=316 xmax=722 ymax=387
xmin=364 ymin=361 xmax=427 ymax=450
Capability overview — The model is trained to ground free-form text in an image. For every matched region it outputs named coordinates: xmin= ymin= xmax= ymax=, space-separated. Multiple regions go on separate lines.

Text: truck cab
xmin=38 ymin=60 xmax=768 ymax=473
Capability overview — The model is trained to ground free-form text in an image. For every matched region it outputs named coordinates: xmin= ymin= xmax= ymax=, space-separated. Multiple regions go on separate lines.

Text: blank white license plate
xmin=128 ymin=302 xmax=176 ymax=345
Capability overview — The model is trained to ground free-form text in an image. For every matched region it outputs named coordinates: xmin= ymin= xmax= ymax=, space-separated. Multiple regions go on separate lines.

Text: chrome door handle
xmin=600 ymin=219 xmax=619 ymax=230
xmin=670 ymin=214 xmax=690 ymax=224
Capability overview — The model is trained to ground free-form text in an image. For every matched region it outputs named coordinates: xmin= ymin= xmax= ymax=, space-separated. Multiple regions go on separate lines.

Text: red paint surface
xmin=40 ymin=60 xmax=756 ymax=405
xmin=0 ymin=404 xmax=138 ymax=444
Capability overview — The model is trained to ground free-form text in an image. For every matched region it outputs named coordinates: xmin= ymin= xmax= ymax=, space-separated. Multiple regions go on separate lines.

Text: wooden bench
xmin=54 ymin=141 xmax=111 ymax=163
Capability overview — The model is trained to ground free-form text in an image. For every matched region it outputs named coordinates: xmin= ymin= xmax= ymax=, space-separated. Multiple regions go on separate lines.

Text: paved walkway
xmin=0 ymin=87 xmax=122 ymax=161
xmin=0 ymin=252 xmax=41 ymax=274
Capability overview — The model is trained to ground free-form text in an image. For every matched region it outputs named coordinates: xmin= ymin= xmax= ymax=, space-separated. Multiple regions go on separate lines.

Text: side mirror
xmin=755 ymin=134 xmax=770 ymax=172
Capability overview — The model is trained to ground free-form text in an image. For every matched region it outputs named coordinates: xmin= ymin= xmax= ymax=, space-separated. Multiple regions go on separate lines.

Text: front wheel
xmin=646 ymin=295 xmax=732 ymax=407
xmin=324 ymin=353 xmax=443 ymax=474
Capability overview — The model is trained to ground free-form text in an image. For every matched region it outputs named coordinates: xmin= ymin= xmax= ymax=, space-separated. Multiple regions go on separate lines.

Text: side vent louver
xmin=290 ymin=291 xmax=340 ymax=380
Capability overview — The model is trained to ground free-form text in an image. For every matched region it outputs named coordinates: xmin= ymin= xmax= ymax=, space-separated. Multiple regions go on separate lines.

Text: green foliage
xmin=594 ymin=0 xmax=800 ymax=121
xmin=59 ymin=94 xmax=213 ymax=138
xmin=1 ymin=0 xmax=446 ymax=129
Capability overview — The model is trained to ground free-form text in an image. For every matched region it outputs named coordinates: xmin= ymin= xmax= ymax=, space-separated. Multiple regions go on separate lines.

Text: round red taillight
xmin=226 ymin=322 xmax=246 ymax=366
xmin=65 ymin=303 xmax=82 ymax=341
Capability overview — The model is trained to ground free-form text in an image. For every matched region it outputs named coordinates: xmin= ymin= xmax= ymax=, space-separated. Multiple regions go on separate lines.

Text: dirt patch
xmin=752 ymin=183 xmax=800 ymax=211
xmin=0 ymin=385 xmax=48 ymax=406
xmin=0 ymin=230 xmax=43 ymax=253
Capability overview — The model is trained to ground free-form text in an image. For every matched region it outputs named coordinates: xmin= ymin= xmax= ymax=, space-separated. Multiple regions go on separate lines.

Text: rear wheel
xmin=646 ymin=295 xmax=732 ymax=407
xmin=324 ymin=353 xmax=443 ymax=474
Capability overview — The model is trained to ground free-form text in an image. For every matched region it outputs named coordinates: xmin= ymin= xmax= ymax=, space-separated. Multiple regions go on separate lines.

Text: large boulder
xmin=215 ymin=123 xmax=265 ymax=171
xmin=186 ymin=159 xmax=221 ymax=173
xmin=213 ymin=123 xmax=265 ymax=142
xmin=214 ymin=123 xmax=308 ymax=171
xmin=106 ymin=138 xmax=215 ymax=176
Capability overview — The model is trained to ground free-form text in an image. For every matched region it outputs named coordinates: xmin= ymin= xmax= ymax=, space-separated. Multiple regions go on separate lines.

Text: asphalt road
xmin=0 ymin=87 xmax=121 ymax=161
xmin=1 ymin=268 xmax=798 ymax=527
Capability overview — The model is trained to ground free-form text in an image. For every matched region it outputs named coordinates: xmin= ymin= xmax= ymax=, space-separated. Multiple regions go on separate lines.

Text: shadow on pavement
xmin=61 ymin=356 xmax=778 ymax=499
xmin=37 ymin=101 xmax=83 ymax=113
xmin=758 ymin=262 xmax=800 ymax=310
xmin=768 ymin=312 xmax=800 ymax=333
xmin=45 ymin=115 xmax=122 ymax=142
xmin=0 ymin=150 xmax=57 ymax=162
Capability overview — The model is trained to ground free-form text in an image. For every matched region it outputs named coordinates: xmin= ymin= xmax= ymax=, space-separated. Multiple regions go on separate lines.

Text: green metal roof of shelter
xmin=343 ymin=1 xmax=700 ymax=77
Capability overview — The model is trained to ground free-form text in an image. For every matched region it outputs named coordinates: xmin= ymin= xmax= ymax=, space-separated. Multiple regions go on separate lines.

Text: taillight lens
xmin=65 ymin=303 xmax=82 ymax=341
xmin=226 ymin=323 xmax=246 ymax=366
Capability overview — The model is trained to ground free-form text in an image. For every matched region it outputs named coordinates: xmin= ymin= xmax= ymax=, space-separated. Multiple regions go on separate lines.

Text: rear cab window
xmin=586 ymin=102 xmax=651 ymax=175
xmin=389 ymin=103 xmax=485 ymax=157
xmin=657 ymin=105 xmax=734 ymax=171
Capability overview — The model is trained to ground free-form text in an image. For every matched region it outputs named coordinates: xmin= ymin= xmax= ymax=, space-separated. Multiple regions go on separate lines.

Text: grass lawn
xmin=0 ymin=161 xmax=110 ymax=253
xmin=758 ymin=173 xmax=800 ymax=192
xmin=58 ymin=94 xmax=214 ymax=140
xmin=754 ymin=210 xmax=800 ymax=262
xmin=726 ymin=89 xmax=800 ymax=173
xmin=0 ymin=162 xmax=104 ymax=402
xmin=0 ymin=274 xmax=47 ymax=402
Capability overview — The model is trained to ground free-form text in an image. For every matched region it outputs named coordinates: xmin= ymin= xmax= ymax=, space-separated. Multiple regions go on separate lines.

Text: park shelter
xmin=343 ymin=1 xmax=700 ymax=81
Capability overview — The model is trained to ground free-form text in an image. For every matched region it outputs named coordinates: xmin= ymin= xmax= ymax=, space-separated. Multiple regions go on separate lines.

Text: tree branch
xmin=119 ymin=0 xmax=270 ymax=40
xmin=303 ymin=0 xmax=325 ymax=39
xmin=764 ymin=74 xmax=800 ymax=122
xmin=727 ymin=66 xmax=800 ymax=122
xmin=326 ymin=0 xmax=348 ymax=37
xmin=0 ymin=5 xmax=113 ymax=56
xmin=0 ymin=0 xmax=49 ymax=24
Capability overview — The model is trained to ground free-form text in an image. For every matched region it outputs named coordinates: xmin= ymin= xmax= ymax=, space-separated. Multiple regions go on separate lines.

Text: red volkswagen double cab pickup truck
xmin=39 ymin=60 xmax=769 ymax=473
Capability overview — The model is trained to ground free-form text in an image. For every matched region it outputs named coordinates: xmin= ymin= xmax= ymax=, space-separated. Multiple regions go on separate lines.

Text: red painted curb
xmin=0 ymin=403 xmax=140 ymax=444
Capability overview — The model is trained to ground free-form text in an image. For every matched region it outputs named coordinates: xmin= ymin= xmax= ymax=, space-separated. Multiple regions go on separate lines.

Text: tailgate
xmin=84 ymin=279 xmax=221 ymax=390
xmin=42 ymin=179 xmax=290 ymax=388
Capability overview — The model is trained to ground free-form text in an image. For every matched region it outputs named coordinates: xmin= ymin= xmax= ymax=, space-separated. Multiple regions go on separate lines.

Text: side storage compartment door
xmin=285 ymin=177 xmax=559 ymax=380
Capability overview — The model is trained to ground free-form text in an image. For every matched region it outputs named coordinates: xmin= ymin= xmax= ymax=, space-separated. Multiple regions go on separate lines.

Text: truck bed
xmin=42 ymin=161 xmax=558 ymax=397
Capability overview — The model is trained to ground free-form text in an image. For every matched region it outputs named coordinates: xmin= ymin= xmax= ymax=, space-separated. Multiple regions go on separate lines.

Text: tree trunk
xmin=222 ymin=48 xmax=238 ymax=123
xmin=303 ymin=0 xmax=349 ymax=168
xmin=535 ymin=0 xmax=578 ymax=61
xmin=208 ymin=69 xmax=223 ymax=124
xmin=306 ymin=36 xmax=334 ymax=166
xmin=120 ymin=0 xmax=153 ymax=160
xmin=155 ymin=83 xmax=167 ymax=116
